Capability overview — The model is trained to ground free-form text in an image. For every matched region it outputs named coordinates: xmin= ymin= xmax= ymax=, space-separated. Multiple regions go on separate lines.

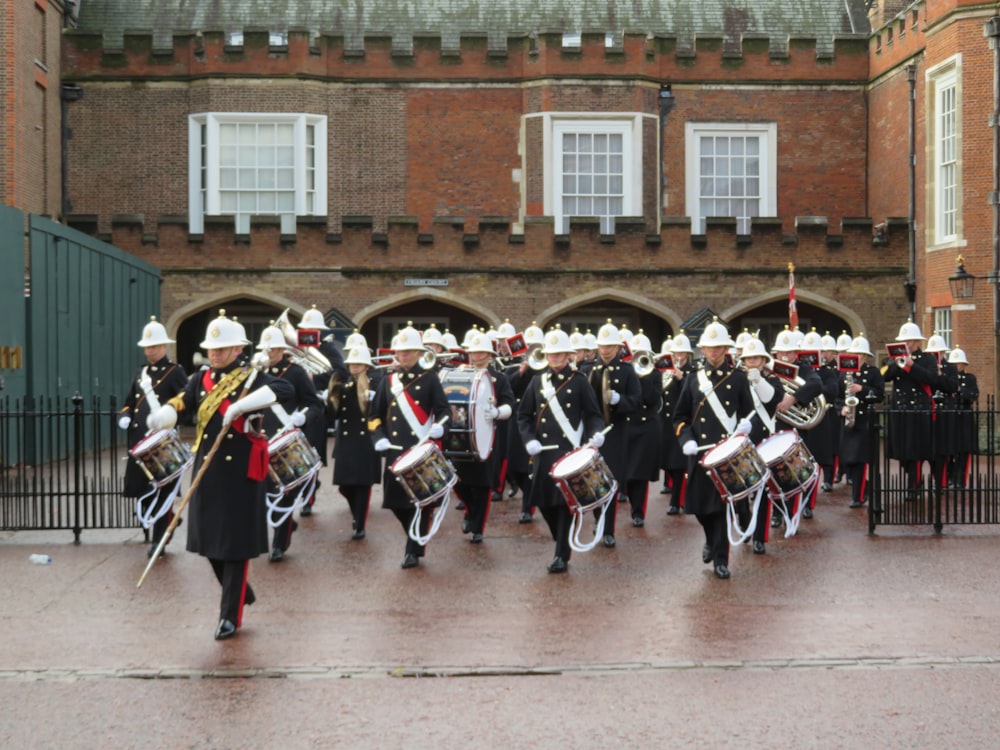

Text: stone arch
xmin=165 ymin=290 xmax=305 ymax=341
xmin=351 ymin=288 xmax=502 ymax=329
xmin=537 ymin=287 xmax=683 ymax=330
xmin=721 ymin=288 xmax=866 ymax=336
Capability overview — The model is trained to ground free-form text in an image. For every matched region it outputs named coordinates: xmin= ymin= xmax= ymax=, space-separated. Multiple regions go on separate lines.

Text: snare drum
xmin=700 ymin=434 xmax=768 ymax=502
xmin=756 ymin=430 xmax=817 ymax=498
xmin=549 ymin=446 xmax=618 ymax=513
xmin=268 ymin=428 xmax=321 ymax=492
xmin=390 ymin=441 xmax=458 ymax=507
xmin=439 ymin=368 xmax=496 ymax=461
xmin=129 ymin=429 xmax=193 ymax=488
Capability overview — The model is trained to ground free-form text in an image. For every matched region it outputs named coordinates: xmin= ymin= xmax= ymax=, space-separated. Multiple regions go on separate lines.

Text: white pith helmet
xmin=896 ymin=319 xmax=926 ymax=342
xmin=542 ymin=328 xmax=576 ymax=355
xmin=696 ymin=318 xmax=736 ymax=348
xmin=345 ymin=329 xmax=368 ymax=349
xmin=200 ymin=309 xmax=250 ymax=350
xmin=441 ymin=330 xmax=460 ymax=350
xmin=596 ymin=320 xmax=622 ymax=346
xmin=393 ymin=322 xmax=424 ymax=351
xmin=630 ymin=331 xmax=652 ymax=354
xmin=671 ymin=331 xmax=694 ymax=354
xmin=137 ymin=316 xmax=174 ymax=347
xmin=790 ymin=327 xmax=806 ymax=348
xmin=947 ymin=347 xmax=969 ymax=365
xmin=256 ymin=325 xmax=289 ymax=351
xmin=345 ymin=347 xmax=373 ymax=366
xmin=660 ymin=337 xmax=674 ymax=356
xmin=801 ymin=328 xmax=823 ymax=350
xmin=299 ymin=305 xmax=330 ymax=330
xmin=465 ymin=331 xmax=496 ymax=355
xmin=847 ymin=335 xmax=874 ymax=357
xmin=836 ymin=330 xmax=854 ymax=351
xmin=618 ymin=324 xmax=634 ymax=345
xmin=739 ymin=336 xmax=772 ymax=363
xmin=925 ymin=334 xmax=948 ymax=354
xmin=734 ymin=329 xmax=752 ymax=350
xmin=821 ymin=333 xmax=838 ymax=351
xmin=496 ymin=319 xmax=517 ymax=338
xmin=461 ymin=326 xmax=479 ymax=348
xmin=421 ymin=324 xmax=444 ymax=347
xmin=569 ymin=328 xmax=586 ymax=350
xmin=523 ymin=321 xmax=545 ymax=346
xmin=772 ymin=327 xmax=798 ymax=353
xmin=583 ymin=331 xmax=598 ymax=350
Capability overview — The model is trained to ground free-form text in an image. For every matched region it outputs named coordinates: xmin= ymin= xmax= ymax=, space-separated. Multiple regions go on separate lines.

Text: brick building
xmin=37 ymin=1 xmax=1000 ymax=394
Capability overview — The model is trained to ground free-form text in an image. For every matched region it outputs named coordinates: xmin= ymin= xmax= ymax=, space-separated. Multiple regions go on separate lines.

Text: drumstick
xmin=539 ymin=444 xmax=561 ymax=452
xmin=386 ymin=444 xmax=404 ymax=450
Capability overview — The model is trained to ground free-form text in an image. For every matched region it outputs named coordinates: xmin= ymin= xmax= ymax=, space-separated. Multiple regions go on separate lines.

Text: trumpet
xmin=843 ymin=372 xmax=858 ymax=429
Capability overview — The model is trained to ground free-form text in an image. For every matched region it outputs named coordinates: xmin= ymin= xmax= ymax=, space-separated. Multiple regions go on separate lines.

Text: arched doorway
xmin=175 ymin=298 xmax=286 ymax=374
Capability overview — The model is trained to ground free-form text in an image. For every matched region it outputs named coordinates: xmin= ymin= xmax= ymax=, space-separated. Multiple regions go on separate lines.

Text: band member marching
xmin=256 ymin=325 xmax=325 ymax=562
xmin=331 ymin=343 xmax=383 ymax=539
xmin=368 ymin=324 xmax=451 ymax=569
xmin=798 ymin=329 xmax=840 ymax=499
xmin=588 ymin=321 xmax=641 ymax=547
xmin=624 ymin=331 xmax=662 ymax=528
xmin=119 ymin=316 xmax=188 ymax=558
xmin=838 ymin=335 xmax=884 ymax=508
xmin=660 ymin=332 xmax=694 ymax=515
xmin=673 ymin=319 xmax=755 ymax=579
xmin=517 ymin=328 xmax=605 ymax=573
xmin=451 ymin=330 xmax=516 ymax=543
xmin=146 ymin=310 xmax=294 ymax=640
xmin=507 ymin=322 xmax=545 ymax=522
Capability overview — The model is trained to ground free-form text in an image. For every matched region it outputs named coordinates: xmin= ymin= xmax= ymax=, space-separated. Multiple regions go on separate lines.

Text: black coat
xmin=587 ymin=354 xmax=641 ymax=486
xmin=939 ymin=368 xmax=978 ymax=455
xmin=517 ymin=364 xmax=604 ymax=510
xmin=368 ymin=365 xmax=451 ymax=510
xmin=332 ymin=369 xmax=383 ymax=486
xmin=172 ymin=360 xmax=294 ymax=560
xmin=673 ymin=360 xmax=755 ymax=516
xmin=626 ymin=369 xmax=663 ymax=482
xmin=260 ymin=356 xmax=325 ymax=442
xmin=660 ymin=363 xmax=692 ymax=471
xmin=802 ymin=362 xmax=840 ymax=464
xmin=838 ymin=363 xmax=884 ymax=464
xmin=120 ymin=357 xmax=189 ymax=497
xmin=504 ymin=363 xmax=537 ymax=474
xmin=883 ymin=349 xmax=954 ymax=460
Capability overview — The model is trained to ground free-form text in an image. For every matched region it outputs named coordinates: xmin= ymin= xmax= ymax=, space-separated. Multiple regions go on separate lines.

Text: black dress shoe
xmin=632 ymin=516 xmax=645 ymax=528
xmin=299 ymin=504 xmax=312 ymax=516
xmin=470 ymin=532 xmax=483 ymax=544
xmin=849 ymin=500 xmax=864 ymax=509
xmin=455 ymin=501 xmax=466 ymax=510
xmin=602 ymin=534 xmax=616 ymax=548
xmin=518 ymin=512 xmax=534 ymax=524
xmin=666 ymin=505 xmax=680 ymax=516
xmin=507 ymin=487 xmax=518 ymax=498
xmin=752 ymin=540 xmax=766 ymax=555
xmin=491 ymin=491 xmax=502 ymax=502
xmin=269 ymin=547 xmax=284 ymax=562
xmin=351 ymin=528 xmax=366 ymax=540
xmin=771 ymin=514 xmax=782 ymax=528
xmin=714 ymin=564 xmax=731 ymax=579
xmin=401 ymin=553 xmax=419 ymax=569
xmin=821 ymin=482 xmax=833 ymax=492
xmin=618 ymin=494 xmax=628 ymax=504
xmin=214 ymin=619 xmax=237 ymax=640
xmin=802 ymin=506 xmax=813 ymax=519
xmin=702 ymin=544 xmax=712 ymax=564
xmin=461 ymin=516 xmax=471 ymax=534
xmin=245 ymin=587 xmax=256 ymax=606
xmin=547 ymin=556 xmax=568 ymax=574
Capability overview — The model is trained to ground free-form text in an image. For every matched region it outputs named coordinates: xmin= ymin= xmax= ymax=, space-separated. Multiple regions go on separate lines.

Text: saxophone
xmin=843 ymin=372 xmax=858 ymax=429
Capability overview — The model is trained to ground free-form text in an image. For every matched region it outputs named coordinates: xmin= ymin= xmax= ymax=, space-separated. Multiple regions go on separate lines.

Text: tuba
xmin=527 ymin=347 xmax=548 ymax=371
xmin=771 ymin=361 xmax=828 ymax=430
xmin=275 ymin=309 xmax=333 ymax=377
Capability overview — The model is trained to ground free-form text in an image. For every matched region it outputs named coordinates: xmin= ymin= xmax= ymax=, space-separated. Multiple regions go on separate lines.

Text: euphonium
xmin=843 ymin=372 xmax=858 ymax=429
xmin=633 ymin=352 xmax=655 ymax=377
xmin=775 ymin=375 xmax=828 ymax=430
xmin=275 ymin=308 xmax=333 ymax=376
xmin=527 ymin=347 xmax=548 ymax=371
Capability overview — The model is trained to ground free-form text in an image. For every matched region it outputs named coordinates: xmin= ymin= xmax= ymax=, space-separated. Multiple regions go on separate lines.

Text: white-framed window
xmin=927 ymin=57 xmax=961 ymax=246
xmin=685 ymin=122 xmax=777 ymax=234
xmin=543 ymin=116 xmax=643 ymax=234
xmin=188 ymin=113 xmax=327 ymax=234
xmin=933 ymin=307 xmax=952 ymax=348
xmin=561 ymin=32 xmax=618 ymax=49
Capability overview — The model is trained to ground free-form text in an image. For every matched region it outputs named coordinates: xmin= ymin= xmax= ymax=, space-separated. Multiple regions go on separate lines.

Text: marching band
xmin=124 ymin=307 xmax=980 ymax=639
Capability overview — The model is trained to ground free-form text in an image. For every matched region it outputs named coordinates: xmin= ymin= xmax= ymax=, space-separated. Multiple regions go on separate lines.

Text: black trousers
xmin=209 ymin=558 xmax=254 ymax=626
xmin=665 ymin=469 xmax=686 ymax=508
xmin=456 ymin=483 xmax=491 ymax=535
xmin=339 ymin=484 xmax=372 ymax=532
xmin=736 ymin=495 xmax=769 ymax=543
xmin=626 ymin=479 xmax=648 ymax=520
xmin=390 ymin=506 xmax=431 ymax=556
xmin=845 ymin=462 xmax=868 ymax=505
xmin=539 ymin=505 xmax=572 ymax=561
xmin=510 ymin=471 xmax=532 ymax=514
xmin=696 ymin=511 xmax=729 ymax=566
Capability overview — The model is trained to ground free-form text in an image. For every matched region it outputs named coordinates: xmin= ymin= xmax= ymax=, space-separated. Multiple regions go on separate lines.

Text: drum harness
xmin=538 ymin=373 xmax=584 ymax=449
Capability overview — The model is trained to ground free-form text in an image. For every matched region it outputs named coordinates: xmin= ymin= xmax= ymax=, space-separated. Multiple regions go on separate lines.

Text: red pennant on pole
xmin=788 ymin=262 xmax=799 ymax=328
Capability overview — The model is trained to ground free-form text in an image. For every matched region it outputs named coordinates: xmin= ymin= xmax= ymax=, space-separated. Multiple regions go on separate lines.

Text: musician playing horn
xmin=368 ymin=323 xmax=451 ymax=569
xmin=517 ymin=328 xmax=605 ymax=574
xmin=623 ymin=331 xmax=662 ymax=529
xmin=506 ymin=321 xmax=545 ymax=523
xmin=146 ymin=310 xmax=294 ymax=640
xmin=118 ymin=316 xmax=188 ymax=558
xmin=660 ymin=332 xmax=694 ymax=515
xmin=672 ymin=319 xmax=754 ymax=580
xmin=839 ymin=335 xmax=884 ymax=508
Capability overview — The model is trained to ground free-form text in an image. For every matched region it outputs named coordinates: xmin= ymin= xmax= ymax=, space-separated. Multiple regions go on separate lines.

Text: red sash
xmin=202 ymin=369 xmax=270 ymax=481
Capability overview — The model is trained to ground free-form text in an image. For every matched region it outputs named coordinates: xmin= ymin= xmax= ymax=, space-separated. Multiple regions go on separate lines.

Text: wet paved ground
xmin=3 ymin=479 xmax=1000 ymax=747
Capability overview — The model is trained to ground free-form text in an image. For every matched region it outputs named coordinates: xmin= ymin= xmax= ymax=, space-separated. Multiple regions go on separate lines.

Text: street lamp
xmin=949 ymin=255 xmax=976 ymax=300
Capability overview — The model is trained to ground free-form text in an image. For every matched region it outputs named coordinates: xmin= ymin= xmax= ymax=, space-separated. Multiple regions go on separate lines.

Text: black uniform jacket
xmin=332 ymin=369 xmax=383 ymax=486
xmin=838 ymin=363 xmax=884 ymax=464
xmin=882 ymin=348 xmax=955 ymax=460
xmin=587 ymin=353 xmax=641 ymax=485
xmin=517 ymin=364 xmax=604 ymax=510
xmin=673 ymin=359 xmax=754 ymax=516
xmin=368 ymin=365 xmax=451 ymax=510
xmin=168 ymin=359 xmax=293 ymax=560
xmin=626 ymin=368 xmax=664 ymax=482
xmin=260 ymin=355 xmax=325 ymax=441
xmin=120 ymin=357 xmax=189 ymax=497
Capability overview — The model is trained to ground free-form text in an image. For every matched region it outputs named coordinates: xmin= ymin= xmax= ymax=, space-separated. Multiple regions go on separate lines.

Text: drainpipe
xmin=905 ymin=63 xmax=917 ymax=321
xmin=989 ymin=17 xmax=1000 ymax=402
xmin=658 ymin=84 xmax=675 ymax=223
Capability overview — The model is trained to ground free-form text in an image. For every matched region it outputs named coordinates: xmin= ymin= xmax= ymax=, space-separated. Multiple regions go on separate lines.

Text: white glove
xmin=608 ymin=390 xmax=621 ymax=405
xmin=496 ymin=404 xmax=512 ymax=421
xmin=117 ymin=415 xmax=131 ymax=430
xmin=525 ymin=439 xmax=543 ymax=456
xmin=746 ymin=367 xmax=761 ymax=384
xmin=682 ymin=440 xmax=699 ymax=456
xmin=735 ymin=419 xmax=753 ymax=437
xmin=753 ymin=377 xmax=775 ymax=402
xmin=429 ymin=423 xmax=444 ymax=439
xmin=290 ymin=408 xmax=307 ymax=427
xmin=588 ymin=431 xmax=605 ymax=449
xmin=374 ymin=438 xmax=392 ymax=452
xmin=484 ymin=405 xmax=500 ymax=422
xmin=146 ymin=404 xmax=177 ymax=432
xmin=223 ymin=386 xmax=278 ymax=428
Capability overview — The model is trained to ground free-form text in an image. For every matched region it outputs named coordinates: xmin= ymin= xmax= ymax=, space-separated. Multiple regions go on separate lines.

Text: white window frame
xmin=927 ymin=56 xmax=962 ymax=248
xmin=187 ymin=112 xmax=327 ymax=234
xmin=534 ymin=114 xmax=644 ymax=234
xmin=685 ymin=122 xmax=777 ymax=234
xmin=933 ymin=307 xmax=952 ymax=348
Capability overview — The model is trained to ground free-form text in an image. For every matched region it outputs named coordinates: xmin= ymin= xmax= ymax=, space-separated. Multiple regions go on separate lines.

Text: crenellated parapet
xmin=67 ymin=213 xmax=908 ymax=276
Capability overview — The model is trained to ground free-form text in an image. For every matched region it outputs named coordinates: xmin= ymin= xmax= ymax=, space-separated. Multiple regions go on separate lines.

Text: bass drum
xmin=700 ymin=434 xmax=768 ymax=502
xmin=439 ymin=367 xmax=496 ymax=461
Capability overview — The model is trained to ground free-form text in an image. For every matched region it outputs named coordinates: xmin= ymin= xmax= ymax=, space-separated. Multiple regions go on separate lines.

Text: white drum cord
xmin=769 ymin=472 xmax=820 ymax=538
xmin=266 ymin=469 xmax=318 ymax=528
xmin=135 ymin=470 xmax=187 ymax=529
xmin=568 ymin=500 xmax=609 ymax=553
xmin=408 ymin=491 xmax=451 ymax=546
xmin=725 ymin=476 xmax=767 ymax=547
